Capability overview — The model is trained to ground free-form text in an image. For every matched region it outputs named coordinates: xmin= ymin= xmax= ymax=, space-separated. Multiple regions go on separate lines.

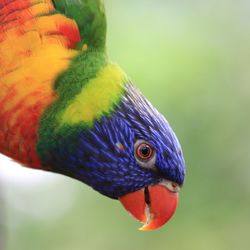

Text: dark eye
xmin=136 ymin=143 xmax=154 ymax=161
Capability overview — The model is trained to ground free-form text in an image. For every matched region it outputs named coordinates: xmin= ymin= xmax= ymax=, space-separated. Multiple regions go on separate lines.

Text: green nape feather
xmin=37 ymin=0 xmax=128 ymax=160
xmin=52 ymin=0 xmax=106 ymax=49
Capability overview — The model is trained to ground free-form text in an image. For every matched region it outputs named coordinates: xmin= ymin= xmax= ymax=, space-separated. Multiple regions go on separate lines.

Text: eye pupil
xmin=140 ymin=146 xmax=150 ymax=157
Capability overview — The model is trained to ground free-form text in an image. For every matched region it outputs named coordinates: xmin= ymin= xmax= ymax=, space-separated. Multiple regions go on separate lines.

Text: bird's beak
xmin=119 ymin=181 xmax=180 ymax=231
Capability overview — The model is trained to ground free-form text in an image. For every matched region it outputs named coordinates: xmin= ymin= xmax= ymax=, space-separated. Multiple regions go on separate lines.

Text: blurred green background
xmin=1 ymin=0 xmax=250 ymax=249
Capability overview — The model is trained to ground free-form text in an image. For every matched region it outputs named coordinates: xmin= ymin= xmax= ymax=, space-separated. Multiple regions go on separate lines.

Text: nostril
xmin=171 ymin=182 xmax=180 ymax=192
xmin=161 ymin=181 xmax=180 ymax=193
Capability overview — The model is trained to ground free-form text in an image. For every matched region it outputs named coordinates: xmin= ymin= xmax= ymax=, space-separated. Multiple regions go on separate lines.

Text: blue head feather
xmin=44 ymin=83 xmax=185 ymax=199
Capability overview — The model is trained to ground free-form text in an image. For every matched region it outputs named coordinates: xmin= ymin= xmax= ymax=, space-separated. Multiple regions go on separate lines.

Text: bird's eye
xmin=136 ymin=143 xmax=154 ymax=161
xmin=134 ymin=140 xmax=156 ymax=169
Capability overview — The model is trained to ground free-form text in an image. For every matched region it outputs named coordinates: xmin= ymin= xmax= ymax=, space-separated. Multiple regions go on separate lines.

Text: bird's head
xmin=88 ymin=83 xmax=185 ymax=230
xmin=42 ymin=70 xmax=186 ymax=230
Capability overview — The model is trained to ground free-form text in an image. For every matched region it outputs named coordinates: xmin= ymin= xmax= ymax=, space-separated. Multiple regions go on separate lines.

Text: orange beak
xmin=119 ymin=183 xmax=179 ymax=231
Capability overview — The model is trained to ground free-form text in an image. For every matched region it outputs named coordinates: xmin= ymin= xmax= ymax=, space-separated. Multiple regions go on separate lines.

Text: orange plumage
xmin=0 ymin=0 xmax=81 ymax=167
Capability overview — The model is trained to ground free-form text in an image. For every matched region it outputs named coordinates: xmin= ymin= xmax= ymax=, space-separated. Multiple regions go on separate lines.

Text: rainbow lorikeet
xmin=0 ymin=0 xmax=186 ymax=230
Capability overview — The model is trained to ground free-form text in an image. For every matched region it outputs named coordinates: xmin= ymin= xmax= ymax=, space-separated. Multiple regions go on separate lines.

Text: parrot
xmin=0 ymin=0 xmax=186 ymax=230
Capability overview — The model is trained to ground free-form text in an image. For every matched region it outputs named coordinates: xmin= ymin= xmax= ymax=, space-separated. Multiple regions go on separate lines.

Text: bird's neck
xmin=36 ymin=50 xmax=128 ymax=170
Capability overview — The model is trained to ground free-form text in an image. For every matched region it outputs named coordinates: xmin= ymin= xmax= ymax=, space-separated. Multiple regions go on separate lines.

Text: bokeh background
xmin=0 ymin=0 xmax=250 ymax=249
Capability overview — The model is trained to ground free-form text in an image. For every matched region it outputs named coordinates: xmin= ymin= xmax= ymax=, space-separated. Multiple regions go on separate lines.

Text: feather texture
xmin=0 ymin=0 xmax=81 ymax=167
xmin=0 ymin=0 xmax=185 ymax=199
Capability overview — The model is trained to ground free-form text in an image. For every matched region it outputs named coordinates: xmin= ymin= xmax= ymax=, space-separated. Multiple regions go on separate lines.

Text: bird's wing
xmin=0 ymin=0 xmax=106 ymax=166
xmin=0 ymin=0 xmax=106 ymax=77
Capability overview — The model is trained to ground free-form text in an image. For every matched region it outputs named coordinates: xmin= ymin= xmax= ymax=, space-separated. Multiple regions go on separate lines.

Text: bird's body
xmin=0 ymin=0 xmax=186 ymax=230
xmin=0 ymin=0 xmax=79 ymax=167
xmin=0 ymin=0 xmax=93 ymax=167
